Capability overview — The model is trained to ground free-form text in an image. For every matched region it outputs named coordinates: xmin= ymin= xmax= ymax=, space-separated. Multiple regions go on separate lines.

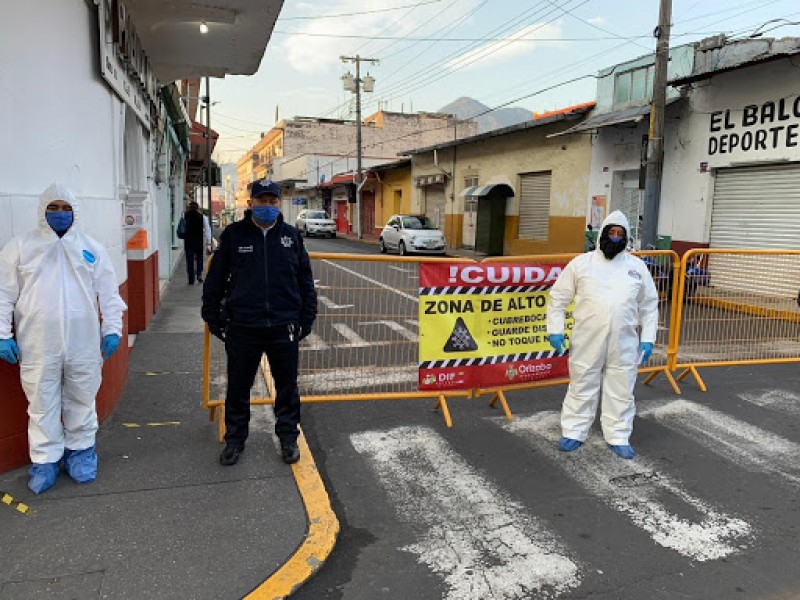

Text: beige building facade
xmin=404 ymin=109 xmax=593 ymax=255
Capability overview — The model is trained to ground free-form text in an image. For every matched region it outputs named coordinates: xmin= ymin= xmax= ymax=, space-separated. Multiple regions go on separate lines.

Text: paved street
xmin=294 ymin=236 xmax=800 ymax=600
xmin=294 ymin=362 xmax=800 ymax=600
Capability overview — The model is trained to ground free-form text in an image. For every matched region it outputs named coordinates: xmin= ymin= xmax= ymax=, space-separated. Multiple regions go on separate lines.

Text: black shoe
xmin=187 ymin=281 xmax=194 ymax=285
xmin=281 ymin=440 xmax=300 ymax=464
xmin=219 ymin=444 xmax=244 ymax=466
xmin=197 ymin=276 xmax=203 ymax=283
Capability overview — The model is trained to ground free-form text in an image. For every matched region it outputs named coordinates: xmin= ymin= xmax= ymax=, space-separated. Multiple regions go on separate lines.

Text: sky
xmin=210 ymin=0 xmax=800 ymax=163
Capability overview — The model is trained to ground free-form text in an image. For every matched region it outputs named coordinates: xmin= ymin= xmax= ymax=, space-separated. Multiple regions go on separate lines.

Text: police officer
xmin=202 ymin=179 xmax=317 ymax=465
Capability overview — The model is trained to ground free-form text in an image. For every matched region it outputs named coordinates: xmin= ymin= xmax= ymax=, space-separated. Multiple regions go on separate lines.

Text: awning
xmin=460 ymin=183 xmax=515 ymax=198
xmin=548 ymin=97 xmax=683 ymax=137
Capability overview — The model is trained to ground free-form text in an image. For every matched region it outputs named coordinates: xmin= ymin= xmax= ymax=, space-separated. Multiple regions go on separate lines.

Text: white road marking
xmin=360 ymin=320 xmax=419 ymax=341
xmin=738 ymin=389 xmax=800 ymax=417
xmin=641 ymin=399 xmax=800 ymax=486
xmin=387 ymin=266 xmax=416 ymax=274
xmin=299 ymin=364 xmax=417 ymax=392
xmin=319 ymin=296 xmax=355 ymax=310
xmin=500 ymin=412 xmax=753 ymax=562
xmin=331 ymin=323 xmax=375 ymax=348
xmin=300 ymin=332 xmax=328 ymax=351
xmin=321 ymin=259 xmax=418 ymax=303
xmin=313 ymin=279 xmax=331 ymax=290
xmin=404 ymin=319 xmax=419 ymax=329
xmin=351 ymin=426 xmax=582 ymax=599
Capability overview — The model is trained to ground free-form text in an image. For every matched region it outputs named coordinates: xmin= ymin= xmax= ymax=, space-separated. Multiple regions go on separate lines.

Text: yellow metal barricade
xmin=202 ymin=253 xmax=475 ymax=439
xmin=672 ymin=249 xmax=800 ymax=391
xmin=201 ymin=250 xmax=686 ymax=435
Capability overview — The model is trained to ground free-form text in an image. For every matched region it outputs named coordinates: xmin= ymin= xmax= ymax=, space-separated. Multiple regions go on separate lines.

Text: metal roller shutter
xmin=709 ymin=163 xmax=800 ymax=297
xmin=424 ymin=185 xmax=446 ymax=230
xmin=519 ymin=172 xmax=551 ymax=240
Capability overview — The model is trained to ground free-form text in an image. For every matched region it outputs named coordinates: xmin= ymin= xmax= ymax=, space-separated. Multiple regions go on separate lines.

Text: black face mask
xmin=598 ymin=225 xmax=627 ymax=259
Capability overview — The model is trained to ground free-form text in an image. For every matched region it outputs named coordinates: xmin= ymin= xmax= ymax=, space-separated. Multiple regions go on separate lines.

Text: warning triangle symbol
xmin=443 ymin=317 xmax=479 ymax=352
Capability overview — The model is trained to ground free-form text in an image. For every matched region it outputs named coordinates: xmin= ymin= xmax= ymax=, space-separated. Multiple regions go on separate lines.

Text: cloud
xmin=587 ymin=16 xmax=607 ymax=26
xmin=278 ymin=0 xmax=484 ymax=74
xmin=444 ymin=22 xmax=564 ymax=72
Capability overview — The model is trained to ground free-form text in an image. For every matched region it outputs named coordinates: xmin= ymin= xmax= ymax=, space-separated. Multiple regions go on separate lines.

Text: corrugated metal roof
xmin=548 ymin=97 xmax=683 ymax=137
xmin=670 ymin=36 xmax=800 ymax=86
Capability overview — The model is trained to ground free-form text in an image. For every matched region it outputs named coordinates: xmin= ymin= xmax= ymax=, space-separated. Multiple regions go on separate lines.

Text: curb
xmin=245 ymin=427 xmax=339 ymax=599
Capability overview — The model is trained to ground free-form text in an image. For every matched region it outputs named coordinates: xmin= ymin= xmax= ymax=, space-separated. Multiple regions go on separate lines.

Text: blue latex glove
xmin=548 ymin=333 xmax=566 ymax=355
xmin=640 ymin=342 xmax=654 ymax=365
xmin=0 ymin=338 xmax=20 ymax=364
xmin=101 ymin=334 xmax=121 ymax=360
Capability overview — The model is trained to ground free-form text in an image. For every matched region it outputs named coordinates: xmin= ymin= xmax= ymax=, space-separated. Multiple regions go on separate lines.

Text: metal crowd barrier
xmin=672 ymin=249 xmax=800 ymax=392
xmin=202 ymin=254 xmax=474 ymax=437
xmin=202 ymin=249 xmax=689 ymax=436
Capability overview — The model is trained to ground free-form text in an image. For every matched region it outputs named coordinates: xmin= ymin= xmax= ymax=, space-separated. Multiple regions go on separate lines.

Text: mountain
xmin=437 ymin=97 xmax=533 ymax=134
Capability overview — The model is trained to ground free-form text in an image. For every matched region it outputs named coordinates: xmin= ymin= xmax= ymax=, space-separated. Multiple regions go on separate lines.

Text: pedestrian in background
xmin=0 ymin=183 xmax=127 ymax=493
xmin=547 ymin=210 xmax=659 ymax=460
xmin=584 ymin=223 xmax=596 ymax=252
xmin=179 ymin=200 xmax=212 ymax=285
xmin=202 ymin=179 xmax=317 ymax=466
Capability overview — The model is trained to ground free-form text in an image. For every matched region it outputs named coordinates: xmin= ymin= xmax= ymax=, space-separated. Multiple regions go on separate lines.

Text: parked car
xmin=295 ymin=209 xmax=336 ymax=238
xmin=379 ymin=214 xmax=446 ymax=256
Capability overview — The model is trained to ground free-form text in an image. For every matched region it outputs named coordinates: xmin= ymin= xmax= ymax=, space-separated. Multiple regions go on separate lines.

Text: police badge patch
xmin=281 ymin=236 xmax=294 ymax=248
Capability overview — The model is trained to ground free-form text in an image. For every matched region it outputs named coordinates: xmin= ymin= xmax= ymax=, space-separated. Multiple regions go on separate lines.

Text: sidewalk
xmin=0 ymin=260 xmax=311 ymax=599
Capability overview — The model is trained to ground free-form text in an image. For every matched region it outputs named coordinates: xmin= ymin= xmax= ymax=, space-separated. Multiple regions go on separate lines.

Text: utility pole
xmin=642 ymin=0 xmax=672 ymax=250
xmin=340 ymin=55 xmax=378 ymax=238
xmin=205 ymin=76 xmax=211 ymax=216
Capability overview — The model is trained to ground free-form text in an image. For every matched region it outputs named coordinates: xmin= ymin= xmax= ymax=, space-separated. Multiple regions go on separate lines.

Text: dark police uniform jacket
xmin=201 ymin=214 xmax=317 ymax=331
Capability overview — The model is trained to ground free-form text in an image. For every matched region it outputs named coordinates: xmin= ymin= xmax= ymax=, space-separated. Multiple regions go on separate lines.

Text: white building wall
xmin=665 ymin=59 xmax=800 ymax=244
xmin=588 ymin=56 xmax=800 ymax=246
xmin=0 ymin=0 xmax=127 ymax=281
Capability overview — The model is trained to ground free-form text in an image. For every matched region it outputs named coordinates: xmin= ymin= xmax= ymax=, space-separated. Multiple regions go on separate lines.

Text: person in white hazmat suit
xmin=546 ymin=210 xmax=659 ymax=459
xmin=0 ymin=184 xmax=127 ymax=493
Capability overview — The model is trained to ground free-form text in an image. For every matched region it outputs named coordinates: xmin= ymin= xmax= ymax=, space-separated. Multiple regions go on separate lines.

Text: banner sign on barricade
xmin=418 ymin=262 xmax=571 ymax=391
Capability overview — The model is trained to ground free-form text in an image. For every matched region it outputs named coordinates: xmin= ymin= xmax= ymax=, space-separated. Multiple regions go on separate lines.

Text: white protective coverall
xmin=0 ymin=184 xmax=127 ymax=464
xmin=546 ymin=210 xmax=659 ymax=444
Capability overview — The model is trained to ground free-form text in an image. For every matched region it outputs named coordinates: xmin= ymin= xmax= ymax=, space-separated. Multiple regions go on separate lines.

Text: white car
xmin=379 ymin=214 xmax=446 ymax=256
xmin=295 ymin=209 xmax=336 ymax=238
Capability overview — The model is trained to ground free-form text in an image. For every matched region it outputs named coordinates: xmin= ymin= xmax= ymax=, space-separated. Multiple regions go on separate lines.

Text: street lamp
xmin=340 ymin=55 xmax=378 ymax=239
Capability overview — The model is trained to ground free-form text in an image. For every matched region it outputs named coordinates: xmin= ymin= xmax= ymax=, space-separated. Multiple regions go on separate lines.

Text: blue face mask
xmin=609 ymin=236 xmax=623 ymax=243
xmin=46 ymin=211 xmax=74 ymax=234
xmin=252 ymin=205 xmax=280 ymax=225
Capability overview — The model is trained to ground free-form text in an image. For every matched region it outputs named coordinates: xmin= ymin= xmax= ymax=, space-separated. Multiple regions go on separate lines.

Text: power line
xmin=361 ymin=0 xmax=574 ymax=107
xmin=373 ymin=0 xmax=590 ymax=109
xmin=272 ymin=30 xmax=657 ymax=42
xmin=278 ymin=0 xmax=442 ymax=20
xmin=540 ymin=0 xmax=651 ymax=51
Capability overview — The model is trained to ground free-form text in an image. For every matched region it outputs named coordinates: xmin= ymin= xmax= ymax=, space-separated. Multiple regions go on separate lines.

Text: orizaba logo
xmin=281 ymin=236 xmax=294 ymax=248
xmin=82 ymin=250 xmax=96 ymax=264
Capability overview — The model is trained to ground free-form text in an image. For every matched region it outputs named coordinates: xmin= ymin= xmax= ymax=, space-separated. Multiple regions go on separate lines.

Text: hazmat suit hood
xmin=597 ymin=210 xmax=630 ymax=260
xmin=599 ymin=210 xmax=629 ymax=240
xmin=38 ymin=183 xmax=79 ymax=236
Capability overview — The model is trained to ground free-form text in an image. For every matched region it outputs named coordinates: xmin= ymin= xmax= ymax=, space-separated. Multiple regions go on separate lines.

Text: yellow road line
xmin=1 ymin=492 xmax=31 ymax=515
xmin=245 ymin=427 xmax=339 ymax=599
